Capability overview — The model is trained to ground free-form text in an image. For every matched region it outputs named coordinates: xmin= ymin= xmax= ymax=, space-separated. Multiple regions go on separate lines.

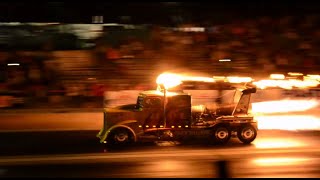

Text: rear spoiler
xmin=242 ymin=87 xmax=257 ymax=94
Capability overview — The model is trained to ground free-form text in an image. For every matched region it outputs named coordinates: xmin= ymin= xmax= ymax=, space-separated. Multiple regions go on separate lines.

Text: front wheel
xmin=212 ymin=125 xmax=231 ymax=144
xmin=237 ymin=125 xmax=257 ymax=144
xmin=107 ymin=128 xmax=134 ymax=147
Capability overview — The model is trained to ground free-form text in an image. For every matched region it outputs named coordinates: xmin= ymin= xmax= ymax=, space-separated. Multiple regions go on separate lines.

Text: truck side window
xmin=144 ymin=97 xmax=162 ymax=108
xmin=136 ymin=96 xmax=144 ymax=109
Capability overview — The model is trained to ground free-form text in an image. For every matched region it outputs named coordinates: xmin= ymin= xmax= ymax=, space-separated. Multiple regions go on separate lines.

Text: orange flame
xmin=156 ymin=73 xmax=183 ymax=89
xmin=256 ymin=115 xmax=320 ymax=131
xmin=155 ymin=72 xmax=256 ymax=90
xmin=253 ymin=79 xmax=319 ymax=89
xmin=252 ymin=99 xmax=318 ymax=114
xmin=156 ymin=72 xmax=214 ymax=90
xmin=252 ymin=99 xmax=320 ymax=131
xmin=270 ymin=74 xmax=285 ymax=80
xmin=226 ymin=76 xmax=252 ymax=83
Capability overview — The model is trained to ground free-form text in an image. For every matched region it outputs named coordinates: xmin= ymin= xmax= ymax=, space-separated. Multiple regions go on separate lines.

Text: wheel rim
xmin=242 ymin=128 xmax=254 ymax=139
xmin=114 ymin=132 xmax=129 ymax=142
xmin=215 ymin=128 xmax=228 ymax=139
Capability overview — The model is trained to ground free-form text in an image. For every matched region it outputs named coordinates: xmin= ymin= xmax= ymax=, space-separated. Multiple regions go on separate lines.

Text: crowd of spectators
xmin=87 ymin=14 xmax=320 ymax=91
xmin=1 ymin=14 xmax=320 ymax=108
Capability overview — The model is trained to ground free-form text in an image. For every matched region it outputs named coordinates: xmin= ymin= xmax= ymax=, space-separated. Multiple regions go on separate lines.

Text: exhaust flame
xmin=156 ymin=72 xmax=254 ymax=90
xmin=252 ymin=99 xmax=318 ymax=114
xmin=226 ymin=76 xmax=252 ymax=83
xmin=252 ymin=99 xmax=320 ymax=131
xmin=156 ymin=72 xmax=320 ymax=90
xmin=253 ymin=79 xmax=319 ymax=89
xmin=184 ymin=76 xmax=215 ymax=82
xmin=306 ymin=74 xmax=320 ymax=80
xmin=288 ymin=72 xmax=303 ymax=76
xmin=270 ymin=74 xmax=285 ymax=80
xmin=156 ymin=72 xmax=214 ymax=90
xmin=256 ymin=115 xmax=320 ymax=131
xmin=156 ymin=73 xmax=183 ymax=89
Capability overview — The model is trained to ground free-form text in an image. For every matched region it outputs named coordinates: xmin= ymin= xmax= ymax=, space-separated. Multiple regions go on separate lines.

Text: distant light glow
xmin=219 ymin=59 xmax=231 ymax=62
xmin=176 ymin=27 xmax=205 ymax=32
xmin=103 ymin=23 xmax=120 ymax=26
xmin=7 ymin=63 xmax=20 ymax=66
xmin=253 ymin=138 xmax=304 ymax=149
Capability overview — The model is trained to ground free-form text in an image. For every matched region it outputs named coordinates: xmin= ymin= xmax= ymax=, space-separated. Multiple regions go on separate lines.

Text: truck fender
xmin=101 ymin=120 xmax=138 ymax=143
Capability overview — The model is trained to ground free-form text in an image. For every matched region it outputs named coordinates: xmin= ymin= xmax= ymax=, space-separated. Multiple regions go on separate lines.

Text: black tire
xmin=212 ymin=125 xmax=231 ymax=144
xmin=237 ymin=125 xmax=257 ymax=144
xmin=107 ymin=128 xmax=134 ymax=147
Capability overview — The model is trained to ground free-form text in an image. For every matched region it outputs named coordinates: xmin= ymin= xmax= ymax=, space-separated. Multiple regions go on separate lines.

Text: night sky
xmin=0 ymin=1 xmax=319 ymax=24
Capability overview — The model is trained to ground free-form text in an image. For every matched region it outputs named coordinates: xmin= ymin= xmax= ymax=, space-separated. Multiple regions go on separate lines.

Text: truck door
xmin=166 ymin=95 xmax=191 ymax=128
xmin=142 ymin=97 xmax=164 ymax=129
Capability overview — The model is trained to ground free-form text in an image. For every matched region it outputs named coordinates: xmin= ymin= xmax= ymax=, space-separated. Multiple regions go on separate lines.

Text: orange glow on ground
xmin=253 ymin=138 xmax=305 ymax=148
xmin=252 ymin=157 xmax=310 ymax=166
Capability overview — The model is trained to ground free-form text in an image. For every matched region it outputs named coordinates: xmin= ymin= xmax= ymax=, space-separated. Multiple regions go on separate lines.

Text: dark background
xmin=0 ymin=1 xmax=320 ymax=25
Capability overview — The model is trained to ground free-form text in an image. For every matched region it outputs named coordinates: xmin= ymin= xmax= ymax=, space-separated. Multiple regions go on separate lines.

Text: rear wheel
xmin=237 ymin=125 xmax=257 ymax=144
xmin=107 ymin=128 xmax=134 ymax=147
xmin=212 ymin=125 xmax=231 ymax=144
